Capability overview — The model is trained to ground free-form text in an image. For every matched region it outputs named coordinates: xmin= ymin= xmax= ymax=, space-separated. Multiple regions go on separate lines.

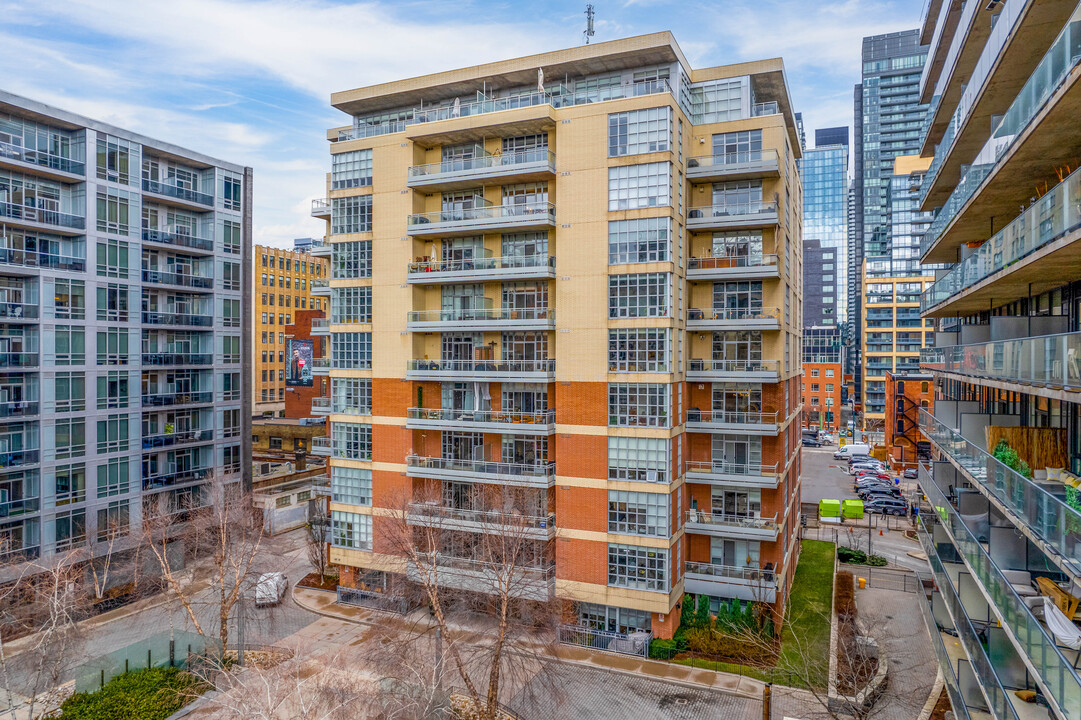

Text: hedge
xmin=57 ymin=668 xmax=205 ymax=720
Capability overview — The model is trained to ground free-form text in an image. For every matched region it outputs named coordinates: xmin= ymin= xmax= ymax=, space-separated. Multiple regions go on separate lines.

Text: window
xmin=608 ymin=328 xmax=669 ymax=372
xmin=331 ymin=286 xmax=372 ymax=324
xmin=96 ymin=239 xmax=129 ymax=278
xmin=332 ymin=378 xmax=372 ymax=414
xmin=332 ymin=241 xmax=372 ymax=278
xmin=331 ymin=333 xmax=372 ymax=369
xmin=711 ymin=129 xmax=762 ymax=162
xmin=608 ymin=543 xmax=667 ymax=592
xmin=54 ymin=508 xmax=86 ymax=551
xmin=222 ymin=336 xmax=240 ymax=364
xmin=222 ymin=175 xmax=242 ymax=210
xmin=54 ymin=418 xmax=86 ymax=459
xmin=55 ymin=372 xmax=85 ymax=412
xmin=331 ymin=196 xmax=372 ymax=234
xmin=97 ymin=501 xmax=130 ymax=541
xmin=96 ymin=457 xmax=129 ymax=497
xmin=223 ymin=445 xmax=242 ymax=474
xmin=96 ymin=371 xmax=129 ymax=409
xmin=54 ymin=325 xmax=85 ymax=364
xmin=608 ymin=436 xmax=669 ymax=482
xmin=810 ymin=368 xmax=819 ymax=377
xmin=53 ymin=279 xmax=85 ymax=319
xmin=96 ymin=415 xmax=130 ymax=454
xmin=54 ymin=463 xmax=86 ymax=505
xmin=577 ymin=603 xmax=651 ymax=634
xmin=222 ymin=299 xmax=240 ymax=328
xmin=223 ymin=409 xmax=240 ymax=439
xmin=223 ymin=261 xmax=241 ymax=291
xmin=269 ymin=437 xmax=283 ymax=450
xmin=96 ymin=284 xmax=129 ymax=322
xmin=608 ymin=162 xmax=670 ymax=210
xmin=608 ymin=491 xmax=669 ymax=536
xmin=825 ymin=369 xmax=835 ymax=378
xmin=331 ymin=149 xmax=373 ymax=189
xmin=608 ymin=107 xmax=671 ymax=157
xmin=96 ymin=189 xmax=132 ymax=236
xmin=223 ymin=373 xmax=240 ymax=401
xmin=331 ymin=422 xmax=372 ymax=460
xmin=608 ymin=383 xmax=669 ymax=427
xmin=96 ymin=136 xmax=136 ymax=184
xmin=331 ymin=511 xmax=372 ymax=549
xmin=331 ymin=466 xmax=372 ymax=506
xmin=608 ymin=217 xmax=670 ymax=264
xmin=222 ymin=221 xmax=241 ymax=255
xmin=609 ymin=273 xmax=669 ymax=318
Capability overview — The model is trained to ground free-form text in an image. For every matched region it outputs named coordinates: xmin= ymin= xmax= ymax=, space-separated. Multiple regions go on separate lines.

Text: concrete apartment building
xmin=0 ymin=91 xmax=251 ymax=563
xmin=914 ymin=2 xmax=1081 ymax=719
xmin=253 ymin=244 xmax=328 ymax=417
xmin=312 ymin=33 xmax=804 ymax=640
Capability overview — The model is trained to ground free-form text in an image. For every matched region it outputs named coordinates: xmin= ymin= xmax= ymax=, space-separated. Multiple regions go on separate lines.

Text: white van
xmin=255 ymin=572 xmax=288 ymax=607
xmin=834 ymin=443 xmax=871 ymax=460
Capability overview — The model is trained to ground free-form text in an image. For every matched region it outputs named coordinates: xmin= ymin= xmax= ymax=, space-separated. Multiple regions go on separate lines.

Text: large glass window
xmin=331 ymin=195 xmax=372 ymax=234
xmin=331 ymin=241 xmax=372 ymax=279
xmin=608 ymin=436 xmax=669 ymax=482
xmin=96 ymin=415 xmax=130 ymax=454
xmin=331 ymin=511 xmax=372 ymax=549
xmin=711 ymin=129 xmax=762 ymax=161
xmin=96 ymin=457 xmax=129 ymax=498
xmin=331 ymin=422 xmax=371 ymax=460
xmin=608 ymin=107 xmax=671 ymax=157
xmin=608 ymin=162 xmax=670 ymax=210
xmin=608 ymin=383 xmax=669 ymax=427
xmin=609 ymin=273 xmax=669 ymax=318
xmin=608 ymin=491 xmax=669 ymax=536
xmin=96 ymin=136 xmax=136 ymax=185
xmin=54 ymin=325 xmax=85 ymax=364
xmin=608 ymin=217 xmax=670 ymax=264
xmin=331 ymin=467 xmax=372 ymax=506
xmin=96 ymin=239 xmax=129 ymax=278
xmin=331 ymin=286 xmax=372 ymax=324
xmin=331 ymin=149 xmax=373 ymax=189
xmin=97 ymin=500 xmax=130 ymax=541
xmin=96 ymin=189 xmax=133 ymax=236
xmin=608 ymin=543 xmax=668 ymax=592
xmin=54 ymin=419 xmax=85 ymax=460
xmin=331 ymin=333 xmax=372 ymax=369
xmin=332 ymin=378 xmax=372 ymax=414
xmin=54 ymin=372 xmax=85 ymax=412
xmin=608 ymin=328 xmax=669 ymax=372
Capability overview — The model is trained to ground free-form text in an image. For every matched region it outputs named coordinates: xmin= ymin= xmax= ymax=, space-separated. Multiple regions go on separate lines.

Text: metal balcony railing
xmin=687 ymin=200 xmax=777 ymax=220
xmin=686 ymin=359 xmax=778 ymax=374
xmin=142 ymin=179 xmax=214 ymax=206
xmin=142 ymin=229 xmax=214 ymax=252
xmin=406 ymin=455 xmax=555 ymax=480
xmin=407 ymin=254 xmax=555 ymax=274
xmin=687 ymin=254 xmax=778 ymax=272
xmin=687 ymin=409 xmax=778 ymax=426
xmin=407 ymin=307 xmax=553 ymax=324
xmin=311 ymin=397 xmax=331 ymax=412
xmin=141 ymin=429 xmax=214 ymax=449
xmin=0 ymin=201 xmax=84 ymax=230
xmin=142 ymin=311 xmax=214 ymax=327
xmin=407 ymin=202 xmax=555 ymax=229
xmin=686 ymin=149 xmax=778 ymax=172
xmin=557 ymin=625 xmax=651 ymax=658
xmin=311 ymin=198 xmax=330 ymax=214
xmin=407 ymin=358 xmax=554 ymax=374
xmin=685 ymin=460 xmax=779 ymax=477
xmin=687 ymin=307 xmax=780 ymax=323
xmin=140 ymin=352 xmax=213 ymax=366
xmin=0 ymin=248 xmax=85 ymax=271
xmin=685 ymin=511 xmax=777 ymax=531
xmin=407 ymin=407 xmax=554 ymax=425
xmin=407 ymin=503 xmax=554 ymax=530
xmin=0 ymin=140 xmax=85 ymax=175
xmin=408 ymin=149 xmax=555 ymax=179
xmin=684 ymin=561 xmax=778 ymax=585
xmin=143 ymin=467 xmax=213 ymax=490
xmin=141 ymin=391 xmax=214 ymax=407
xmin=142 ymin=270 xmax=214 ymax=289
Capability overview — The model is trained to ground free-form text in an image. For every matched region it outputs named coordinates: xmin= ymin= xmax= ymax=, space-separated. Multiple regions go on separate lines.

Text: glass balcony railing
xmin=311 ymin=198 xmax=330 ymax=214
xmin=686 ymin=409 xmax=778 ymax=426
xmin=407 ymin=202 xmax=555 ymax=229
xmin=0 ymin=400 xmax=38 ymax=418
xmin=142 ymin=229 xmax=214 ymax=252
xmin=0 ymin=248 xmax=85 ymax=272
xmin=141 ymin=270 xmax=214 ymax=290
xmin=140 ymin=352 xmax=213 ymax=366
xmin=687 ymin=254 xmax=778 ymax=272
xmin=0 ymin=494 xmax=40 ymax=519
xmin=0 ymin=303 xmax=38 ymax=320
xmin=407 ymin=358 xmax=554 ymax=374
xmin=687 ymin=307 xmax=780 ymax=323
xmin=686 ymin=149 xmax=779 ymax=172
xmin=920 ymin=408 xmax=1081 ymax=574
xmin=0 ymin=201 xmax=84 ymax=230
xmin=921 ymin=332 xmax=1081 ymax=389
xmin=0 ymin=140 xmax=85 ymax=175
xmin=686 ymin=359 xmax=779 ymax=375
xmin=0 ymin=449 xmax=40 ymax=468
xmin=684 ymin=561 xmax=778 ymax=585
xmin=407 ymin=407 xmax=554 ymax=426
xmin=912 ymin=568 xmax=975 ymax=720
xmin=143 ymin=467 xmax=213 ymax=490
xmin=407 ymin=307 xmax=553 ymax=324
xmin=408 ymin=149 xmax=555 ymax=179
xmin=407 ymin=254 xmax=555 ymax=275
xmin=406 ymin=455 xmax=556 ymax=481
xmin=687 ymin=200 xmax=777 ymax=221
xmin=685 ymin=511 xmax=777 ymax=532
xmin=918 ymin=472 xmax=1081 ymax=716
xmin=752 ymin=102 xmax=779 ymax=116
xmin=141 ymin=429 xmax=214 ymax=449
xmin=142 ymin=311 xmax=214 ymax=327
xmin=0 ymin=353 xmax=38 ymax=368
xmin=141 ymin=179 xmax=214 ymax=206
xmin=141 ymin=391 xmax=214 ymax=407
xmin=685 ymin=460 xmax=779 ymax=478
xmin=407 ymin=502 xmax=554 ymax=530
xmin=924 ymin=164 xmax=1081 ymax=310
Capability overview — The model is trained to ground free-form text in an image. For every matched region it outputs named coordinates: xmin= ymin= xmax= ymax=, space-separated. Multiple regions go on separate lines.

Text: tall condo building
xmin=800 ymin=127 xmax=848 ymax=326
xmin=851 ymin=30 xmax=928 ymax=402
xmin=0 ymin=91 xmax=252 ymax=564
xmin=313 ymin=33 xmax=804 ymax=640
xmin=914 ymin=2 xmax=1081 ymax=719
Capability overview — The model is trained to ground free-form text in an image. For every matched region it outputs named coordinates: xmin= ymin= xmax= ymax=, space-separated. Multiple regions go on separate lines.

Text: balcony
xmin=0 ymin=353 xmax=38 ymax=370
xmin=141 ymin=269 xmax=214 ymax=291
xmin=311 ymin=436 xmax=331 ymax=456
xmin=406 ymin=407 xmax=555 ymax=436
xmin=141 ymin=179 xmax=214 ymax=208
xmin=918 ymin=471 xmax=1081 ymax=717
xmin=140 ymin=352 xmax=213 ymax=367
xmin=406 ymin=455 xmax=555 ymax=489
xmin=686 ymin=409 xmax=779 ymax=434
xmin=311 ymin=396 xmax=331 ymax=415
xmin=310 ymin=317 xmax=329 ymax=336
xmin=686 ymin=254 xmax=779 ymax=281
xmin=922 ymin=332 xmax=1081 ymax=394
xmin=0 ymin=248 xmax=85 ymax=273
xmin=686 ymin=359 xmax=779 ymax=383
xmin=407 ymin=149 xmax=556 ymax=192
xmin=142 ymin=229 xmax=215 ymax=254
xmin=310 ymin=278 xmax=330 ymax=295
xmin=0 ymin=140 xmax=85 ymax=179
xmin=311 ymin=198 xmax=331 ymax=218
xmin=0 ymin=303 xmax=38 ymax=322
xmin=406 ymin=553 xmax=554 ymax=601
xmin=0 ymin=449 xmax=40 ymax=469
xmin=0 ymin=400 xmax=39 ymax=419
xmin=686 ymin=200 xmax=778 ymax=231
xmin=141 ymin=391 xmax=214 ymax=408
xmin=0 ymin=201 xmax=84 ymax=234
xmin=143 ymin=467 xmax=213 ymax=491
xmin=407 ymin=307 xmax=554 ymax=332
xmin=310 ymin=357 xmax=330 ymax=375
xmin=685 ymin=460 xmax=781 ymax=489
xmin=686 ymin=307 xmax=780 ymax=331
xmin=920 ymin=409 xmax=1081 ymax=575
xmin=0 ymin=494 xmax=41 ymax=520
xmin=683 ymin=562 xmax=778 ymax=603
xmin=141 ymin=429 xmax=214 ymax=450
xmin=684 ymin=510 xmax=779 ymax=541
xmin=406 ymin=358 xmax=554 ymax=382
xmin=406 ymin=202 xmax=555 ymax=238
xmin=913 ymin=570 xmax=976 ymax=720
xmin=407 ymin=254 xmax=556 ymax=284
xmin=142 ymin=311 xmax=214 ymax=328
xmin=308 ymin=238 xmax=331 ymax=257
xmin=686 ymin=149 xmax=780 ymax=183
xmin=406 ymin=502 xmax=555 ymax=540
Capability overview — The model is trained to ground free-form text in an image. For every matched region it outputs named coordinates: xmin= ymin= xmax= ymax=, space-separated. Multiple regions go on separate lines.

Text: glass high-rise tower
xmin=800 ymin=128 xmax=848 ymax=326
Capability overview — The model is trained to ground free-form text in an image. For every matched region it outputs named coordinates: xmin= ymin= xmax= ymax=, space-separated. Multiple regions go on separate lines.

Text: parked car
xmin=802 ymin=437 xmax=823 ymax=447
xmin=819 ymin=434 xmax=835 ymax=446
xmin=858 ymin=487 xmax=902 ymax=500
xmin=903 ymin=468 xmax=918 ymax=480
xmin=834 ymin=444 xmax=872 ymax=460
xmin=864 ymin=498 xmax=909 ymax=516
xmin=849 ymin=462 xmax=886 ymax=475
xmin=846 ymin=454 xmax=875 ymax=465
xmin=255 ymin=572 xmax=288 ymax=607
xmin=854 ymin=477 xmax=895 ymax=489
xmin=852 ymin=470 xmax=890 ymax=481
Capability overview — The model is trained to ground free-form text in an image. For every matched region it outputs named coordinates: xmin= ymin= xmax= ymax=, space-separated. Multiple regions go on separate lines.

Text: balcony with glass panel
xmin=922 ymin=332 xmax=1081 ymax=394
xmin=685 ymin=460 xmax=781 ymax=489
xmin=310 ymin=278 xmax=331 ymax=296
xmin=406 ymin=455 xmax=556 ymax=489
xmin=311 ymin=198 xmax=331 ymax=218
xmin=405 ymin=407 xmax=555 ymax=436
xmin=407 ymin=304 xmax=555 ymax=332
xmin=686 ymin=307 xmax=780 ymax=331
xmin=310 ymin=396 xmax=331 ymax=415
xmin=0 ymin=198 xmax=84 ymax=235
xmin=405 ymin=502 xmax=555 ymax=540
xmin=406 ymin=357 xmax=554 ymax=382
xmin=0 ymin=471 xmax=41 ymax=521
xmin=142 ymin=467 xmax=213 ymax=491
xmin=406 ymin=253 xmax=556 ymax=284
xmin=141 ymin=428 xmax=214 ymax=451
xmin=142 ymin=310 xmax=214 ymax=329
xmin=141 ymin=269 xmax=214 ymax=292
xmin=686 ymin=149 xmax=780 ymax=183
xmin=407 ymin=202 xmax=556 ymax=238
xmin=686 ymin=253 xmax=779 ymax=281
xmin=0 ymin=134 xmax=85 ymax=181
xmin=0 ymin=244 xmax=85 ymax=273
xmin=310 ymin=317 xmax=329 ymax=336
xmin=912 ymin=572 xmax=977 ymax=720
xmin=311 ymin=436 xmax=331 ymax=456
xmin=0 ymin=424 xmax=39 ymax=469
xmin=141 ymin=390 xmax=214 ymax=409
xmin=686 ymin=358 xmax=779 ymax=383
xmin=684 ymin=510 xmax=779 ymax=541
xmin=405 ymin=553 xmax=554 ymax=601
xmin=141 ymin=227 xmax=215 ymax=255
xmin=683 ymin=561 xmax=778 ymax=603
xmin=308 ymin=238 xmax=331 ymax=257
xmin=407 ymin=149 xmax=556 ymax=192
xmin=141 ymin=179 xmax=214 ymax=209
xmin=140 ymin=352 xmax=213 ymax=367
xmin=686 ymin=409 xmax=780 ymax=435
xmin=686 ymin=200 xmax=778 ymax=231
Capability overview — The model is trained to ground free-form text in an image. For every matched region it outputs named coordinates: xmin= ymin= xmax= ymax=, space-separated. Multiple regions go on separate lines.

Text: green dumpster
xmin=818 ymin=498 xmax=841 ymax=519
xmin=842 ymin=498 xmax=864 ymax=519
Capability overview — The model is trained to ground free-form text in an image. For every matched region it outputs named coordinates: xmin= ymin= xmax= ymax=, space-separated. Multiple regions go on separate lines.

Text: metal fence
xmin=337 ymin=585 xmax=410 ymax=615
xmin=557 ymin=624 xmax=651 ymax=658
xmin=849 ymin=566 xmax=921 ymax=594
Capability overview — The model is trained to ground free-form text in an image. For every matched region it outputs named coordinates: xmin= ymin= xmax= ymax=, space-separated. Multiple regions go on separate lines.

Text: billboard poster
xmin=286 ymin=338 xmax=313 ymax=387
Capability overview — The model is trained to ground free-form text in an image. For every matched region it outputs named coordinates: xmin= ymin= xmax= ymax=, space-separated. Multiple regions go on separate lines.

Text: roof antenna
xmin=583 ymin=4 xmax=595 ymax=44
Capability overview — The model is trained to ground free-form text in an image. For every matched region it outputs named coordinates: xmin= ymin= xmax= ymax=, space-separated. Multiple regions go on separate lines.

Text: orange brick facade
xmin=801 ymin=362 xmax=842 ymax=433
xmin=282 ymin=309 xmax=329 ymax=419
xmin=884 ymin=372 xmax=933 ymax=468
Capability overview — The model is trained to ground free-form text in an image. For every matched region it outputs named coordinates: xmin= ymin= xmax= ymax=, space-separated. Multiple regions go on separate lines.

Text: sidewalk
xmin=291 ymin=584 xmax=766 ymax=701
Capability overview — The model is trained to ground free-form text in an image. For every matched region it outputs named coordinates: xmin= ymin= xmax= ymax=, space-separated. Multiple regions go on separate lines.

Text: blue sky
xmin=0 ymin=0 xmax=920 ymax=247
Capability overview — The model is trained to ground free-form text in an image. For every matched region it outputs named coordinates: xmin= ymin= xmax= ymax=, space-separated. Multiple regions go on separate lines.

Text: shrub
xmin=58 ymin=668 xmax=204 ymax=720
xmin=992 ymin=439 xmax=1031 ymax=479
xmin=834 ymin=571 xmax=856 ymax=620
xmin=866 ymin=554 xmax=888 ymax=567
xmin=683 ymin=627 xmax=775 ymax=666
xmin=837 ymin=546 xmax=867 ymax=564
xmin=649 ymin=638 xmax=678 ymax=660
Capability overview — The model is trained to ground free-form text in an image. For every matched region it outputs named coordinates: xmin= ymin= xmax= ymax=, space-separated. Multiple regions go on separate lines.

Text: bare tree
xmin=143 ymin=476 xmax=264 ymax=654
xmin=306 ymin=500 xmax=332 ymax=582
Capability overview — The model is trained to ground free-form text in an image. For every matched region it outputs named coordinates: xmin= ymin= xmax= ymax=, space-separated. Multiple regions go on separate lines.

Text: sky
xmin=0 ymin=0 xmax=921 ymax=248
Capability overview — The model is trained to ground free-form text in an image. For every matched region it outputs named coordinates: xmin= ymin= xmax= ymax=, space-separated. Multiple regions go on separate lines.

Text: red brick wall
xmin=282 ymin=309 xmax=328 ymax=418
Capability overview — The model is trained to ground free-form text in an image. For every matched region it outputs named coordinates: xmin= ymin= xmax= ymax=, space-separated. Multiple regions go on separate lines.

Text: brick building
xmin=883 ymin=371 xmax=931 ymax=467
